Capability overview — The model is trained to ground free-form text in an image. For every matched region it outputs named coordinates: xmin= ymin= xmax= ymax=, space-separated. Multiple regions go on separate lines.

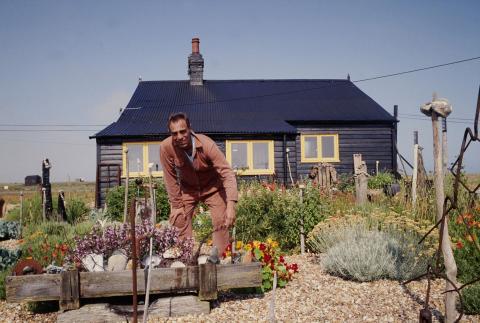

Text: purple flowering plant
xmin=67 ymin=220 xmax=193 ymax=270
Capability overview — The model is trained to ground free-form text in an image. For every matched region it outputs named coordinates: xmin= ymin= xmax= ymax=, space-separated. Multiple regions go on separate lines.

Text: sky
xmin=0 ymin=0 xmax=479 ymax=183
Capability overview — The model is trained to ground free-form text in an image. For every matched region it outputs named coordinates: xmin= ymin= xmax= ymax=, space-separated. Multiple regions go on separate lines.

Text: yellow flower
xmin=271 ymin=241 xmax=279 ymax=248
xmin=236 ymin=241 xmax=243 ymax=250
xmin=244 ymin=244 xmax=252 ymax=251
xmin=253 ymin=241 xmax=261 ymax=248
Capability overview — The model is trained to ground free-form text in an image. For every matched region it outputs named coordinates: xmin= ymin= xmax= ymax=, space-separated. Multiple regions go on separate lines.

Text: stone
xmin=82 ymin=253 xmax=104 ymax=272
xmin=45 ymin=263 xmax=64 ymax=274
xmin=220 ymin=256 xmax=231 ymax=265
xmin=141 ymin=254 xmax=161 ymax=268
xmin=207 ymin=246 xmax=220 ymax=264
xmin=197 ymin=255 xmax=208 ymax=265
xmin=126 ymin=259 xmax=139 ymax=270
xmin=170 ymin=261 xmax=186 ymax=268
xmin=107 ymin=250 xmax=128 ymax=271
xmin=242 ymin=252 xmax=253 ymax=264
xmin=163 ymin=247 xmax=182 ymax=259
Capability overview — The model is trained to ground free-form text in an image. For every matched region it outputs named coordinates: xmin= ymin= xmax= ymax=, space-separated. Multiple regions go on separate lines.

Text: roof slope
xmin=93 ymin=79 xmax=395 ymax=138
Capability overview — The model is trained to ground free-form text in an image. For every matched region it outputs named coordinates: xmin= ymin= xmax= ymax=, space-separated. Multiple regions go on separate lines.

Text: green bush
xmin=0 ymin=248 xmax=21 ymax=271
xmin=105 ymin=178 xmax=169 ymax=223
xmin=65 ymin=197 xmax=89 ymax=224
xmin=0 ymin=220 xmax=20 ymax=240
xmin=321 ymin=225 xmax=430 ymax=282
xmin=368 ymin=171 xmax=394 ymax=189
xmin=235 ymin=182 xmax=331 ymax=251
xmin=0 ymin=267 xmax=12 ymax=299
xmin=192 ymin=206 xmax=213 ymax=242
xmin=462 ymin=284 xmax=480 ymax=315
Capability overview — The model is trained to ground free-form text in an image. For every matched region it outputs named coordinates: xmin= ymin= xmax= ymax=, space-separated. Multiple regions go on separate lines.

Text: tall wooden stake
xmin=299 ymin=185 xmax=305 ymax=255
xmin=442 ymin=117 xmax=448 ymax=176
xmin=143 ymin=166 xmax=156 ymax=323
xmin=41 ymin=188 xmax=46 ymax=222
xmin=19 ymin=191 xmax=23 ymax=238
xmin=123 ymin=148 xmax=129 ymax=223
xmin=412 ymin=131 xmax=419 ymax=206
xmin=129 ymin=201 xmax=138 ymax=323
xmin=354 ymin=154 xmax=368 ymax=205
xmin=431 ymin=112 xmax=458 ymax=323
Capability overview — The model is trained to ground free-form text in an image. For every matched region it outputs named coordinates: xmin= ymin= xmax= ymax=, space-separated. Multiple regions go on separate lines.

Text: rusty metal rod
xmin=129 ymin=201 xmax=138 ymax=323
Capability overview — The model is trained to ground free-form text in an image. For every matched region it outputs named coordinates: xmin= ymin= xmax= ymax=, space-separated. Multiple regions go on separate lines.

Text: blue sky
xmin=0 ymin=1 xmax=479 ymax=182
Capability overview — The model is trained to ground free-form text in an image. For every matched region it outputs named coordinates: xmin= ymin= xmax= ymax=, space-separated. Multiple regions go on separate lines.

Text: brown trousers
xmin=169 ymin=189 xmax=230 ymax=255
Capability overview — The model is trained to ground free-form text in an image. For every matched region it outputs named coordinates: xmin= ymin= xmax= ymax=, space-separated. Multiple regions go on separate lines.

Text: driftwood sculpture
xmin=308 ymin=163 xmax=338 ymax=191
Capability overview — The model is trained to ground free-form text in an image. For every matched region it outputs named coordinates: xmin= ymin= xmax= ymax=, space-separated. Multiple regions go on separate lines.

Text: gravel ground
xmin=1 ymin=254 xmax=479 ymax=322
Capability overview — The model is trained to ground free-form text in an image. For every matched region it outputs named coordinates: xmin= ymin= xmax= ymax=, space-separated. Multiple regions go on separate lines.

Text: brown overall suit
xmin=160 ymin=133 xmax=238 ymax=254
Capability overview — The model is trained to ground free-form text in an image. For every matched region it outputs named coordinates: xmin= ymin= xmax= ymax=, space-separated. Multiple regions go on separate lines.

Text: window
xmin=225 ymin=140 xmax=274 ymax=175
xmin=300 ymin=134 xmax=339 ymax=163
xmin=122 ymin=142 xmax=163 ymax=177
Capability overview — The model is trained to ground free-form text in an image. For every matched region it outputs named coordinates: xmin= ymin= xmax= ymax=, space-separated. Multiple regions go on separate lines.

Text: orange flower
xmin=466 ymin=234 xmax=478 ymax=242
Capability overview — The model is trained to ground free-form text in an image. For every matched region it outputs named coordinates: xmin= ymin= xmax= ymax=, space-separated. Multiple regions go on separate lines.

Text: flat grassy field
xmin=0 ymin=182 xmax=95 ymax=205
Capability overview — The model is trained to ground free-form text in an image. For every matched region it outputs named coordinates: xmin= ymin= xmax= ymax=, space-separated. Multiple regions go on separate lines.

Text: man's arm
xmin=159 ymin=143 xmax=184 ymax=210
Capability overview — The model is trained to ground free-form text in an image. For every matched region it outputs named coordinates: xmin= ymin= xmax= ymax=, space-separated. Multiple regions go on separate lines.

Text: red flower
xmin=456 ymin=241 xmax=464 ymax=249
xmin=289 ymin=263 xmax=299 ymax=273
xmin=259 ymin=243 xmax=266 ymax=251
xmin=270 ymin=261 xmax=275 ymax=270
xmin=264 ymin=254 xmax=272 ymax=263
xmin=279 ymin=255 xmax=285 ymax=263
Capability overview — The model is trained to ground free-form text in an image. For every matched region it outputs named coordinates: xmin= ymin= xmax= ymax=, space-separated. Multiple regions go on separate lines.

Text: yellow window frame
xmin=121 ymin=142 xmax=163 ymax=177
xmin=225 ymin=140 xmax=275 ymax=175
xmin=300 ymin=134 xmax=340 ymax=163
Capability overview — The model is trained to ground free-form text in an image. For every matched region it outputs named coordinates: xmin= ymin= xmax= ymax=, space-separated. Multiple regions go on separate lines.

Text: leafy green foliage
xmin=368 ymin=171 xmax=394 ymax=189
xmin=105 ymin=178 xmax=169 ymax=223
xmin=192 ymin=206 xmax=213 ymax=242
xmin=0 ymin=220 xmax=20 ymax=240
xmin=0 ymin=267 xmax=12 ymax=300
xmin=65 ymin=197 xmax=89 ymax=224
xmin=235 ymin=182 xmax=331 ymax=251
xmin=0 ymin=248 xmax=21 ymax=271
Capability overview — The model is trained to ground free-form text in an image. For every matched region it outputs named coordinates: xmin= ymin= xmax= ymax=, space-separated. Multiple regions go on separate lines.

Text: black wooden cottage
xmin=91 ymin=38 xmax=397 ymax=208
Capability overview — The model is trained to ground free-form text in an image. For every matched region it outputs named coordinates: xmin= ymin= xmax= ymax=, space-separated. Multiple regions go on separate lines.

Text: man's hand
xmin=170 ymin=207 xmax=186 ymax=225
xmin=223 ymin=201 xmax=236 ymax=229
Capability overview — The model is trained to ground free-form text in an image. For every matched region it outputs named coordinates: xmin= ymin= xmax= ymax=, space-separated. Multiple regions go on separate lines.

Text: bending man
xmin=160 ymin=112 xmax=238 ymax=255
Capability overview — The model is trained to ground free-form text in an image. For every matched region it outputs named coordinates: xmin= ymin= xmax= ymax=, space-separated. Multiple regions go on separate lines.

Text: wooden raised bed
xmin=6 ymin=262 xmax=262 ymax=311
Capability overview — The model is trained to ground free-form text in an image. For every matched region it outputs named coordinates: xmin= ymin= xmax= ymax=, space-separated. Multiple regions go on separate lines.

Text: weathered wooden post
xmin=442 ymin=117 xmax=448 ymax=176
xmin=19 ymin=191 xmax=23 ymax=237
xmin=269 ymin=271 xmax=277 ymax=323
xmin=123 ymin=148 xmax=129 ymax=223
xmin=375 ymin=160 xmax=379 ymax=175
xmin=421 ymin=94 xmax=458 ymax=323
xmin=412 ymin=131 xmax=419 ymax=206
xmin=41 ymin=187 xmax=46 ymax=222
xmin=298 ymin=184 xmax=305 ymax=255
xmin=353 ymin=154 xmax=368 ymax=205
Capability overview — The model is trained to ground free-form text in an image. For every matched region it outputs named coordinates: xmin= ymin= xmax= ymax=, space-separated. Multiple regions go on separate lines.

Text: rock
xmin=242 ymin=252 xmax=252 ymax=264
xmin=82 ymin=253 xmax=104 ymax=272
xmin=126 ymin=259 xmax=139 ymax=270
xmin=220 ymin=256 xmax=231 ymax=265
xmin=107 ymin=250 xmax=128 ymax=271
xmin=207 ymin=246 xmax=220 ymax=264
xmin=163 ymin=247 xmax=182 ymax=259
xmin=46 ymin=263 xmax=64 ymax=274
xmin=170 ymin=261 xmax=186 ymax=268
xmin=141 ymin=254 xmax=161 ymax=268
xmin=197 ymin=255 xmax=208 ymax=265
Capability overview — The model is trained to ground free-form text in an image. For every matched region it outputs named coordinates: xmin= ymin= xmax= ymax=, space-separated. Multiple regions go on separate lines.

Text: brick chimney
xmin=188 ymin=38 xmax=204 ymax=86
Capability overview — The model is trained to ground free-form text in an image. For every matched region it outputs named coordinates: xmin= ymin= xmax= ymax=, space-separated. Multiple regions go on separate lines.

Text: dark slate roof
xmin=92 ymin=79 xmax=395 ymax=138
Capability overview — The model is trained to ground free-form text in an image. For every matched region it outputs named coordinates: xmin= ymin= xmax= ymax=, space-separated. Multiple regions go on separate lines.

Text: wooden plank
xmin=80 ymin=266 xmax=199 ymax=298
xmin=198 ymin=263 xmax=217 ymax=300
xmin=6 ymin=274 xmax=62 ymax=302
xmin=216 ymin=263 xmax=262 ymax=290
xmin=60 ymin=270 xmax=80 ymax=311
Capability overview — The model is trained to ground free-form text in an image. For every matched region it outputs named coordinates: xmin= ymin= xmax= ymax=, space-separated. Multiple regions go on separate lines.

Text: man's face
xmin=169 ymin=119 xmax=192 ymax=150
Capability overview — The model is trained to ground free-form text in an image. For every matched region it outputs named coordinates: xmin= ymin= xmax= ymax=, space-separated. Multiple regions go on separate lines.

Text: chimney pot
xmin=192 ymin=38 xmax=200 ymax=54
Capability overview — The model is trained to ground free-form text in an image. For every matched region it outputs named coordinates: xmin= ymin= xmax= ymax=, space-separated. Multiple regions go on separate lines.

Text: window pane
xmin=304 ymin=137 xmax=317 ymax=158
xmin=321 ymin=136 xmax=335 ymax=158
xmin=126 ymin=144 xmax=143 ymax=173
xmin=253 ymin=142 xmax=269 ymax=170
xmin=231 ymin=143 xmax=248 ymax=170
xmin=148 ymin=143 xmax=162 ymax=172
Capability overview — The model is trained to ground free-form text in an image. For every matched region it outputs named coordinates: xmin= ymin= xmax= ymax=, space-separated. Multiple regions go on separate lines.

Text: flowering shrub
xmin=223 ymin=239 xmax=298 ymax=291
xmin=68 ymin=220 xmax=193 ymax=270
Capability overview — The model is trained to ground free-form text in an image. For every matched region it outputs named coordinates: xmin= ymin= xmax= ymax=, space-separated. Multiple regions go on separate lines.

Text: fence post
xmin=298 ymin=184 xmax=305 ymax=255
xmin=19 ymin=191 xmax=23 ymax=237
xmin=412 ymin=131 xmax=419 ymax=206
xmin=442 ymin=117 xmax=448 ymax=176
xmin=354 ymin=154 xmax=367 ymax=205
xmin=42 ymin=188 xmax=46 ymax=222
xmin=123 ymin=148 xmax=129 ymax=223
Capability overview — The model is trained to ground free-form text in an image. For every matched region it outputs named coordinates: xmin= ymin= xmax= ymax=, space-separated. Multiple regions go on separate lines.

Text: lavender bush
xmin=68 ymin=220 xmax=193 ymax=269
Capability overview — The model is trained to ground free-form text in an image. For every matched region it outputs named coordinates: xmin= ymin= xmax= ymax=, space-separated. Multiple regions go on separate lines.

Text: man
xmin=160 ymin=112 xmax=238 ymax=255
